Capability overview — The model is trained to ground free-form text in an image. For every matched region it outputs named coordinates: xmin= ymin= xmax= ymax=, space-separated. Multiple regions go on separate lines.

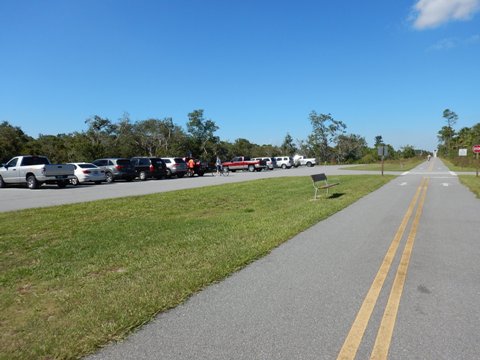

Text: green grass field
xmin=0 ymin=175 xmax=393 ymax=359
xmin=458 ymin=175 xmax=480 ymax=198
xmin=341 ymin=158 xmax=424 ymax=172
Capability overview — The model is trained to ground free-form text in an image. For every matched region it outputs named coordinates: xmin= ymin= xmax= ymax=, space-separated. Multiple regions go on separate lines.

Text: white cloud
xmin=427 ymin=34 xmax=480 ymax=50
xmin=412 ymin=0 xmax=480 ymax=29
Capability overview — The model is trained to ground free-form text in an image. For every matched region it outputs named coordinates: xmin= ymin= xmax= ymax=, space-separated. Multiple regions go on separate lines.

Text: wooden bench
xmin=311 ymin=173 xmax=339 ymax=199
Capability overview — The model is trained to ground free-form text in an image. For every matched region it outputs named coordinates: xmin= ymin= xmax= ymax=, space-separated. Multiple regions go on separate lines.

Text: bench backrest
xmin=311 ymin=173 xmax=327 ymax=182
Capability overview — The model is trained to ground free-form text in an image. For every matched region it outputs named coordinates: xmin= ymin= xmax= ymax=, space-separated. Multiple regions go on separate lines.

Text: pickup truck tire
xmin=27 ymin=175 xmax=39 ymax=189
xmin=306 ymin=162 xmax=313 ymax=167
xmin=105 ymin=172 xmax=114 ymax=183
xmin=70 ymin=176 xmax=79 ymax=186
xmin=139 ymin=171 xmax=147 ymax=181
xmin=0 ymin=175 xmax=5 ymax=188
xmin=248 ymin=165 xmax=255 ymax=172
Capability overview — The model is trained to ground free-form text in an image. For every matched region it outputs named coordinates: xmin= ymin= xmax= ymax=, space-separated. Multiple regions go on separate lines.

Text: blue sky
xmin=1 ymin=0 xmax=479 ymax=151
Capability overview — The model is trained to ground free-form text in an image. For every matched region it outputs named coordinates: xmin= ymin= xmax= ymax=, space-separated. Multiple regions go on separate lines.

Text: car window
xmin=21 ymin=156 xmax=49 ymax=166
xmin=174 ymin=158 xmax=185 ymax=163
xmin=163 ymin=158 xmax=171 ymax=163
xmin=6 ymin=158 xmax=18 ymax=167
xmin=78 ymin=164 xmax=96 ymax=169
xmin=117 ymin=159 xmax=131 ymax=166
xmin=138 ymin=158 xmax=149 ymax=166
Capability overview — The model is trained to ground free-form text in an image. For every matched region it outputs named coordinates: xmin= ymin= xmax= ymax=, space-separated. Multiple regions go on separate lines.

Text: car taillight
xmin=82 ymin=170 xmax=91 ymax=174
xmin=116 ymin=165 xmax=123 ymax=170
xmin=150 ymin=165 xmax=154 ymax=172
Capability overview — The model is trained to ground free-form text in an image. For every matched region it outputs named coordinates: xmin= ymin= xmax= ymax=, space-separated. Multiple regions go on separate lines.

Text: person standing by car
xmin=215 ymin=156 xmax=222 ymax=175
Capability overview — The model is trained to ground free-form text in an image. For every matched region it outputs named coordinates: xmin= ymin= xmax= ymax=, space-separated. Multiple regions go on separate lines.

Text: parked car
xmin=293 ymin=155 xmax=316 ymax=167
xmin=275 ymin=156 xmax=294 ymax=169
xmin=68 ymin=162 xmax=106 ymax=185
xmin=92 ymin=158 xmax=136 ymax=183
xmin=222 ymin=156 xmax=267 ymax=172
xmin=161 ymin=157 xmax=187 ymax=178
xmin=130 ymin=157 xmax=167 ymax=180
xmin=252 ymin=157 xmax=276 ymax=170
xmin=0 ymin=155 xmax=75 ymax=189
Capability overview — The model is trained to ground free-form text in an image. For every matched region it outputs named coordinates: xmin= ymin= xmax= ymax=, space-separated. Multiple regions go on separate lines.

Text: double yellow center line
xmin=337 ymin=177 xmax=429 ymax=360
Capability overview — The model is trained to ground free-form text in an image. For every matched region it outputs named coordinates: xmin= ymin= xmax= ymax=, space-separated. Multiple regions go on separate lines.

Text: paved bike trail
xmin=87 ymin=158 xmax=480 ymax=359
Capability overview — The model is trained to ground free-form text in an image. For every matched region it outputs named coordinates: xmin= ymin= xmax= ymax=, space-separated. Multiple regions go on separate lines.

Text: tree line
xmin=1 ymin=109 xmax=423 ymax=164
xmin=437 ymin=109 xmax=480 ymax=156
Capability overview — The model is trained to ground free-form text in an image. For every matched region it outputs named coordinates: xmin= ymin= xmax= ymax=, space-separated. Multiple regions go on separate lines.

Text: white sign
xmin=459 ymin=149 xmax=468 ymax=156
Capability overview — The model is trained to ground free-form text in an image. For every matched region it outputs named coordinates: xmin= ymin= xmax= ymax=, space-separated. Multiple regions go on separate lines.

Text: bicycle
xmin=186 ymin=168 xmax=195 ymax=177
xmin=215 ymin=166 xmax=229 ymax=176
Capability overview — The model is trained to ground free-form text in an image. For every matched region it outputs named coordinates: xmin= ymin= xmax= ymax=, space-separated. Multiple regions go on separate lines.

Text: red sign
xmin=473 ymin=145 xmax=480 ymax=154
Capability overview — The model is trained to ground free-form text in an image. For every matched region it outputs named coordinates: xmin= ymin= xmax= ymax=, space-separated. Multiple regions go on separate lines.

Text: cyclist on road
xmin=215 ymin=156 xmax=222 ymax=176
xmin=187 ymin=158 xmax=195 ymax=176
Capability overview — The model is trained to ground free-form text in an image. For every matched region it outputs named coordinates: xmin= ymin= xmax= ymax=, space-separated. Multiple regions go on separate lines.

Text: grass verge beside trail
xmin=341 ymin=158 xmax=424 ymax=172
xmin=0 ymin=175 xmax=393 ymax=359
xmin=458 ymin=175 xmax=480 ymax=198
xmin=441 ymin=157 xmax=479 ymax=172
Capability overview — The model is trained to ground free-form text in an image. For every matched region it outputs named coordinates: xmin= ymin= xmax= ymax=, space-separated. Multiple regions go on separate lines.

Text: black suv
xmin=92 ymin=158 xmax=136 ymax=183
xmin=130 ymin=157 xmax=167 ymax=180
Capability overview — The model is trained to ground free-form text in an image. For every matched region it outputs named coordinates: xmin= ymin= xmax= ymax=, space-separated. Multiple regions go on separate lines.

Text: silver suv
xmin=92 ymin=158 xmax=136 ymax=183
xmin=275 ymin=156 xmax=294 ymax=169
xmin=161 ymin=157 xmax=187 ymax=178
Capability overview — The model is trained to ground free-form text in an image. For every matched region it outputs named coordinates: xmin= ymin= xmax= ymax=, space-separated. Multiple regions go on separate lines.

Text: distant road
xmin=86 ymin=157 xmax=480 ymax=360
xmin=0 ymin=165 xmax=396 ymax=212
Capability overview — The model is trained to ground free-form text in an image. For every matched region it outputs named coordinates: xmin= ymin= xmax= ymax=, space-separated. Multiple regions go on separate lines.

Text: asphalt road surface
xmin=84 ymin=158 xmax=480 ymax=360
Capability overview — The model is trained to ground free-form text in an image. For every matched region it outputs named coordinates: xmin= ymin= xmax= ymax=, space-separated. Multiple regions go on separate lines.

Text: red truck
xmin=222 ymin=156 xmax=267 ymax=172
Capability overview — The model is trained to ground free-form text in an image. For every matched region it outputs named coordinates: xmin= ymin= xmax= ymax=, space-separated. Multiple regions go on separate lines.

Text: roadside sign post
xmin=378 ymin=146 xmax=388 ymax=176
xmin=473 ymin=145 xmax=480 ymax=177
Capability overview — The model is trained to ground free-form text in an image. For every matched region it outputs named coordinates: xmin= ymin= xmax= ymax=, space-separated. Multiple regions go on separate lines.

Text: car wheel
xmin=139 ymin=171 xmax=147 ymax=181
xmin=0 ymin=175 xmax=5 ymax=188
xmin=105 ymin=172 xmax=114 ymax=183
xmin=281 ymin=164 xmax=287 ymax=169
xmin=27 ymin=175 xmax=39 ymax=189
xmin=70 ymin=176 xmax=79 ymax=186
xmin=166 ymin=169 xmax=172 ymax=178
xmin=306 ymin=162 xmax=312 ymax=167
xmin=248 ymin=165 xmax=255 ymax=172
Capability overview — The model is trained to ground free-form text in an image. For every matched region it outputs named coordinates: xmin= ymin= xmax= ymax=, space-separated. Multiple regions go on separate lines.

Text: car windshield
xmin=78 ymin=164 xmax=96 ymax=169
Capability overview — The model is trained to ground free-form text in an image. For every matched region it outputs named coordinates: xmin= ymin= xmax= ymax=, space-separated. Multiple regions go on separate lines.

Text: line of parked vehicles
xmin=0 ymin=154 xmax=315 ymax=189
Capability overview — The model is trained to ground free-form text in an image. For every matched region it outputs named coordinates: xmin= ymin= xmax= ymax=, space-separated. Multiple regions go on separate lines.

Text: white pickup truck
xmin=293 ymin=155 xmax=316 ymax=167
xmin=0 ymin=155 xmax=75 ymax=189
